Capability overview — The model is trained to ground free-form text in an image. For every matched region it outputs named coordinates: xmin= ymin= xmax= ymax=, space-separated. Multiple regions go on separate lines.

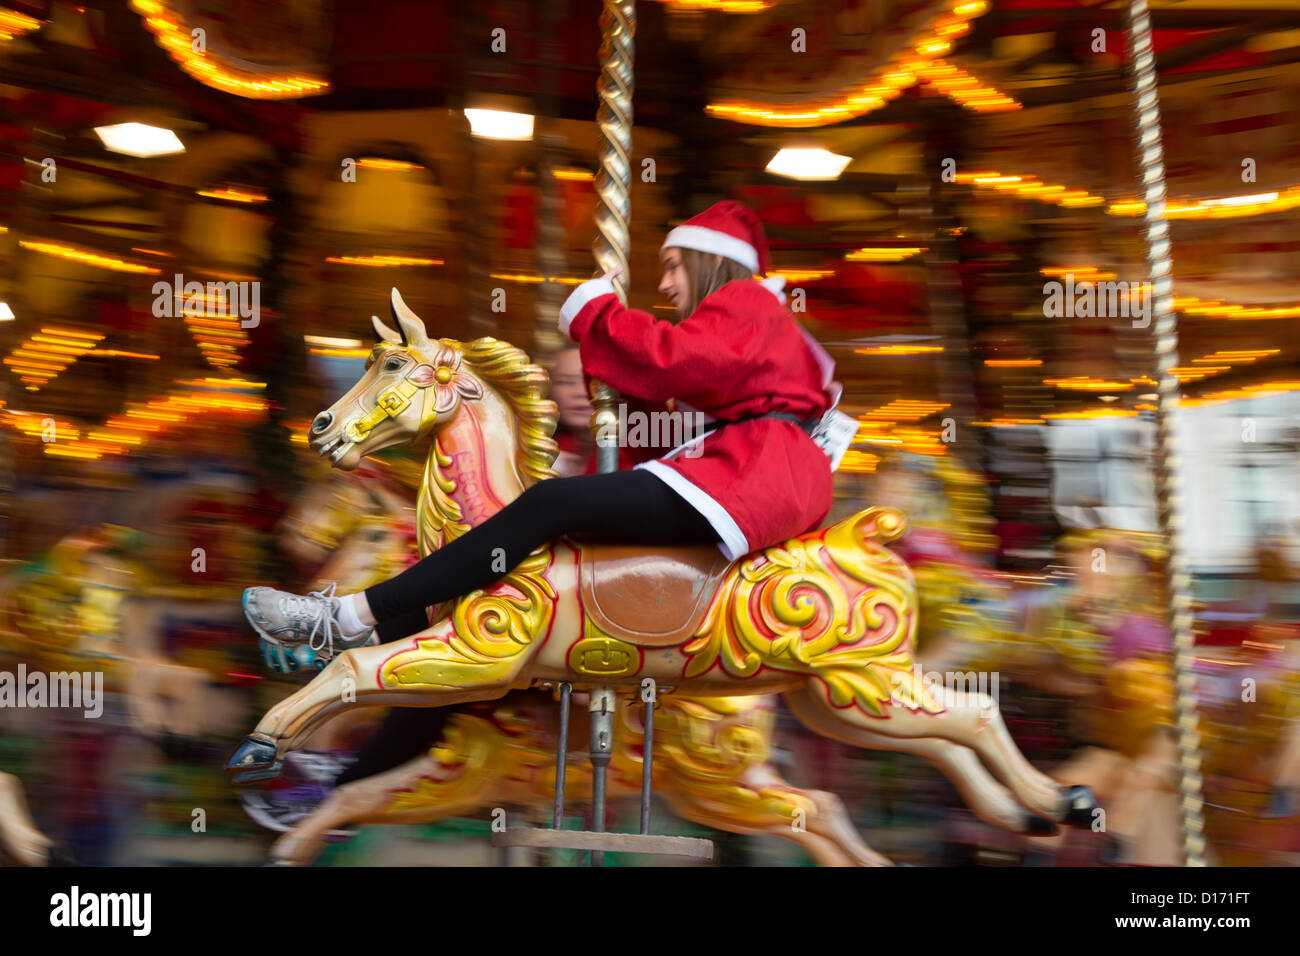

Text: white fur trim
xmin=758 ymin=274 xmax=787 ymax=305
xmin=558 ymin=276 xmax=617 ymax=339
xmin=662 ymin=225 xmax=759 ymax=273
xmin=635 ymin=460 xmax=750 ymax=561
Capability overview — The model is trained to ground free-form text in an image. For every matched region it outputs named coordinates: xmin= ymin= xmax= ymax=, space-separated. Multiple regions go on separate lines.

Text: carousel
xmin=0 ymin=0 xmax=1297 ymax=871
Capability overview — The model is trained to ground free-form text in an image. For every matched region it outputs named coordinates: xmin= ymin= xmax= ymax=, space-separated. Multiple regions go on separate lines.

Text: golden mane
xmin=415 ymin=337 xmax=559 ymax=556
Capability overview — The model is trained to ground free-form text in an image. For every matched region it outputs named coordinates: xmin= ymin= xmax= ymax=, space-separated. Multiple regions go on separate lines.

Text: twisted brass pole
xmin=589 ymin=0 xmax=634 ymax=474
xmin=593 ymin=0 xmax=635 ymax=305
xmin=1125 ymin=0 xmax=1205 ymax=867
xmin=585 ymin=0 xmax=635 ymax=869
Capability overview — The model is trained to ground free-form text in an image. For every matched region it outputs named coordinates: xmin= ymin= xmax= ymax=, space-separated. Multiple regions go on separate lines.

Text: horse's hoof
xmin=1024 ymin=813 xmax=1060 ymax=836
xmin=227 ymin=735 xmax=279 ymax=775
xmin=1059 ymin=784 xmax=1100 ymax=828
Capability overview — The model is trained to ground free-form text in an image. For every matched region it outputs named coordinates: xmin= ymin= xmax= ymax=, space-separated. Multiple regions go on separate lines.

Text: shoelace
xmin=277 ymin=582 xmax=345 ymax=659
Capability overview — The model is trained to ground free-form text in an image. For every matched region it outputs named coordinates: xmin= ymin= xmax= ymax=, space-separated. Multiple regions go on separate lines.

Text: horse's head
xmin=310 ymin=288 xmax=483 ymax=470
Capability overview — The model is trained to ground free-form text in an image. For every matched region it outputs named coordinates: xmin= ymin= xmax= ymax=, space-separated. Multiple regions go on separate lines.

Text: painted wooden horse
xmin=261 ymin=425 xmax=890 ymax=864
xmin=227 ymin=289 xmax=1100 ymax=851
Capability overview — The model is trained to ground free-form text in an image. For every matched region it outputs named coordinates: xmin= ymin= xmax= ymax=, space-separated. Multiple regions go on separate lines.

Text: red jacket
xmin=560 ymin=276 xmax=835 ymax=560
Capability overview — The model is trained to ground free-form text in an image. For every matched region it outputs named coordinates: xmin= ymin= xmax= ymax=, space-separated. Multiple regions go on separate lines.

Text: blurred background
xmin=0 ymin=0 xmax=1298 ymax=866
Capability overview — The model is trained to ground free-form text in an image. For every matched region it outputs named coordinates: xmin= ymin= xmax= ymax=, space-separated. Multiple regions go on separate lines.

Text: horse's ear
xmin=390 ymin=288 xmax=430 ymax=349
xmin=371 ymin=314 xmax=403 ymax=344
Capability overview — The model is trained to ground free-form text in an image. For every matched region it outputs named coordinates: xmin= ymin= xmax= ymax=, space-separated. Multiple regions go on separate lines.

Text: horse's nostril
xmin=311 ymin=412 xmax=333 ymax=433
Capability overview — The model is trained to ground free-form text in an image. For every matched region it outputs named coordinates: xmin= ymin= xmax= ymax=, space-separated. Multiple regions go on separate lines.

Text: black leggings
xmin=363 ymin=468 xmax=721 ymax=623
xmin=336 ymin=469 xmax=720 ymax=787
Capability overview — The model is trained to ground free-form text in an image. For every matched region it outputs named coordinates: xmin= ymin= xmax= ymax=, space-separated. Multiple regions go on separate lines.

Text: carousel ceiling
xmin=0 ymin=0 xmax=1296 ymax=467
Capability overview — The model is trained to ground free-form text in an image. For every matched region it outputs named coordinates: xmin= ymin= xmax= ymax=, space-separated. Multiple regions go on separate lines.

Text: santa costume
xmin=242 ymin=200 xmax=850 ymax=669
xmin=559 ymin=199 xmax=842 ymax=559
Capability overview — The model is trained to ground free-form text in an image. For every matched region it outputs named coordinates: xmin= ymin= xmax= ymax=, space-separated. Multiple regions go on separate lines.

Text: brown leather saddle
xmin=563 ymin=534 xmax=735 ymax=648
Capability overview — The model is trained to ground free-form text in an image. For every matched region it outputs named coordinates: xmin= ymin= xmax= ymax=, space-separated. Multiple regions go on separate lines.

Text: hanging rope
xmin=1125 ymin=0 xmax=1206 ymax=867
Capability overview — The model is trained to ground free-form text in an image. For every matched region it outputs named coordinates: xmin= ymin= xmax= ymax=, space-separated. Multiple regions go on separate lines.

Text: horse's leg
xmin=231 ymin=622 xmax=535 ymax=768
xmin=641 ymin=694 xmax=890 ymax=866
xmin=785 ymin=687 xmax=1055 ymax=834
xmin=790 ymin=677 xmax=1094 ymax=825
xmin=0 ymin=773 xmax=53 ymax=866
xmin=271 ymin=712 xmax=513 ymax=864
xmin=269 ymin=753 xmax=498 ymax=865
xmin=659 ymin=758 xmax=892 ymax=867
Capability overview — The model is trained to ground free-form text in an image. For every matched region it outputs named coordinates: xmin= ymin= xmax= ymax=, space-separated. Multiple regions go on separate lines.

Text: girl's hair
xmin=674 ymin=247 xmax=753 ymax=322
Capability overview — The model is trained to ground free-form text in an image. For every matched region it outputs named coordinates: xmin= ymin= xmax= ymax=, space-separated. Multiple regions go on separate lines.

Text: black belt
xmin=696 ymin=410 xmax=820 ymax=437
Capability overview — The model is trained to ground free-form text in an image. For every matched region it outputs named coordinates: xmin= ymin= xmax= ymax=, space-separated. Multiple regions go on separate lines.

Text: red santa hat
xmin=661 ymin=200 xmax=773 ymax=276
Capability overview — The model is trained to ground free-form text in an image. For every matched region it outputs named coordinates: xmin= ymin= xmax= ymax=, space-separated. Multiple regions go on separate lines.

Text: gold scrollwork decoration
xmin=379 ymin=549 xmax=556 ymax=689
xmin=683 ymin=507 xmax=942 ymax=717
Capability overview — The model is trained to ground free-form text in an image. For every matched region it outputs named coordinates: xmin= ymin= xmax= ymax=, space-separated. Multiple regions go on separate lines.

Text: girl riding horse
xmin=243 ymin=201 xmax=845 ymax=657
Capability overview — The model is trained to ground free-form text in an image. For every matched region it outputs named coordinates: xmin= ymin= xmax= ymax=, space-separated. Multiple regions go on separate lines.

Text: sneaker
xmin=243 ymin=582 xmax=377 ymax=665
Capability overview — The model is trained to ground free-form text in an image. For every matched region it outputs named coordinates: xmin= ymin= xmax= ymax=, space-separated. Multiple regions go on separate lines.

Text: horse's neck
xmin=426 ymin=395 xmax=527 ymax=536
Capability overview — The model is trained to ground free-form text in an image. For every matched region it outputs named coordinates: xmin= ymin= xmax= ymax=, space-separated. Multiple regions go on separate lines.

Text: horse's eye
xmin=385 ymin=358 xmax=403 ymax=371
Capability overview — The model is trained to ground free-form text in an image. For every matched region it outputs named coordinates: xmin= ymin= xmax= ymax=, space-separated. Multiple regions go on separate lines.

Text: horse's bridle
xmin=341 ymin=351 xmax=446 ymax=445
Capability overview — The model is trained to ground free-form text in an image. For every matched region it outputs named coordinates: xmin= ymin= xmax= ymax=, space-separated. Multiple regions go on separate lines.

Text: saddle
xmin=563 ymin=535 xmax=734 ymax=648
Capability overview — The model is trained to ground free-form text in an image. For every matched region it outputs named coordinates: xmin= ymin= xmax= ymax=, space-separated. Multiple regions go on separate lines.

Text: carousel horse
xmin=0 ymin=524 xmax=234 ymax=864
xmin=257 ymin=404 xmax=893 ymax=865
xmin=1034 ymin=531 xmax=1300 ymax=865
xmin=0 ymin=524 xmax=235 ymax=737
xmin=227 ymin=289 xmax=1100 ymax=854
xmin=266 ymin=691 xmax=891 ymax=866
xmin=931 ymin=527 xmax=1299 ymax=864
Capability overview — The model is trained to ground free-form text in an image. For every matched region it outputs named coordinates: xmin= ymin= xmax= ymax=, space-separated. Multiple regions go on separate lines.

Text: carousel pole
xmin=586 ymin=0 xmax=635 ymax=867
xmin=497 ymin=0 xmax=703 ymax=868
xmin=1125 ymin=0 xmax=1206 ymax=867
xmin=589 ymin=0 xmax=635 ymax=475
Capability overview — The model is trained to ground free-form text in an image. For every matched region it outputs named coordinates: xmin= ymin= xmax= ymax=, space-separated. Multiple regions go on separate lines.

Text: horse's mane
xmin=416 ymin=337 xmax=559 ymax=556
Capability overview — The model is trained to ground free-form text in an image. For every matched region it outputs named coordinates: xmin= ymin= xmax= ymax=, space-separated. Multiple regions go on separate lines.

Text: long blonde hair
xmin=674 ymin=247 xmax=753 ymax=322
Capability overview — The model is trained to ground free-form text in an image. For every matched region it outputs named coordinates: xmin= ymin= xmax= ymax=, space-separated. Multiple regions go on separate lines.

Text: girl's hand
xmin=592 ymin=264 xmax=625 ymax=282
